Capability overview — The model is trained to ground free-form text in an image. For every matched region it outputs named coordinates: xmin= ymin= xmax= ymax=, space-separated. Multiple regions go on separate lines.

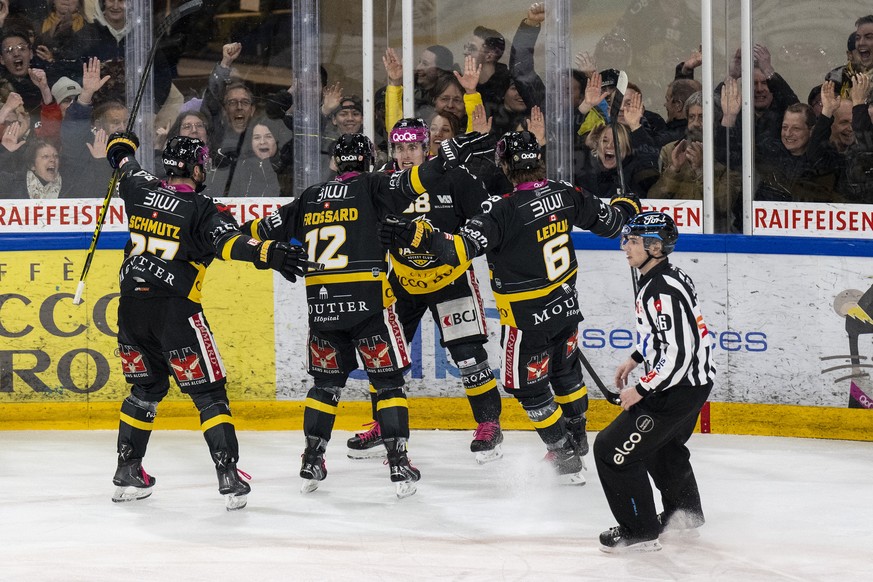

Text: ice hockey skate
xmin=543 ymin=440 xmax=586 ymax=485
xmin=300 ymin=436 xmax=328 ymax=493
xmin=346 ymin=421 xmax=386 ymax=459
xmin=470 ymin=421 xmax=504 ymax=464
xmin=658 ymin=510 xmax=704 ymax=539
xmin=599 ymin=525 xmax=662 ymax=553
xmin=112 ymin=460 xmax=155 ymax=503
xmin=566 ymin=415 xmax=589 ymax=457
xmin=384 ymin=437 xmax=420 ymax=498
xmin=214 ymin=451 xmax=251 ymax=511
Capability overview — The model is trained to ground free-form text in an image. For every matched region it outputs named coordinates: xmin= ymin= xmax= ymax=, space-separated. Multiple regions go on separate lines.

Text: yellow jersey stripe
xmin=376 ymin=397 xmax=409 ymax=411
xmin=119 ymin=412 xmax=154 ymax=431
xmin=201 ymin=414 xmax=234 ymax=432
xmin=220 ymin=235 xmax=241 ymax=261
xmin=530 ymin=407 xmax=562 ymax=429
xmin=493 ymin=267 xmax=577 ymax=303
xmin=410 ymin=166 xmax=425 ymax=194
xmin=305 ymin=397 xmax=338 ymax=416
xmin=554 ymin=386 xmax=588 ymax=404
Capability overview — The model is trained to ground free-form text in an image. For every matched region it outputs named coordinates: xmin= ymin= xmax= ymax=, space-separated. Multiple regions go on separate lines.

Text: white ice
xmin=2 ymin=430 xmax=871 ymax=581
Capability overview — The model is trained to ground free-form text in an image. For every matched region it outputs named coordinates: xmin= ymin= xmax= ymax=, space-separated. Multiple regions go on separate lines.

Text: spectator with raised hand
xmin=818 ymin=79 xmax=855 ymax=155
xmin=674 ymin=46 xmax=702 ymax=80
xmin=657 ymin=78 xmax=701 ymax=147
xmin=507 ymin=2 xmax=546 ymax=113
xmin=575 ymin=90 xmax=659 ymax=199
xmin=574 ymin=69 xmax=609 ymax=138
xmin=463 ymin=24 xmax=511 ymax=112
xmin=833 ymin=74 xmax=873 ymax=202
xmin=0 ymin=29 xmax=46 ymax=117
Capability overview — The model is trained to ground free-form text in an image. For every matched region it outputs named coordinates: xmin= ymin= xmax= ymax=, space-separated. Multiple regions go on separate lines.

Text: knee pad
xmin=191 ymin=387 xmax=230 ymax=413
xmin=371 ymin=373 xmax=405 ymax=391
xmin=448 ymin=342 xmax=488 ymax=369
xmin=125 ymin=392 xmax=158 ymax=415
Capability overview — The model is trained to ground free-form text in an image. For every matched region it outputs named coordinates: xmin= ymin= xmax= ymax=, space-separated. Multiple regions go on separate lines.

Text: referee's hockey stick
xmin=73 ymin=0 xmax=204 ymax=305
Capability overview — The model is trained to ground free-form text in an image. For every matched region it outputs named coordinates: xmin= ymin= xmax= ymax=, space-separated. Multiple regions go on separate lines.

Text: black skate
xmin=112 ymin=460 xmax=155 ymax=503
xmin=543 ymin=440 xmax=586 ymax=485
xmin=213 ymin=451 xmax=251 ymax=511
xmin=300 ymin=436 xmax=328 ymax=494
xmin=470 ymin=421 xmax=504 ymax=464
xmin=599 ymin=525 xmax=661 ymax=553
xmin=658 ymin=511 xmax=704 ymax=539
xmin=566 ymin=415 xmax=589 ymax=457
xmin=346 ymin=421 xmax=386 ymax=459
xmin=384 ymin=437 xmax=420 ymax=499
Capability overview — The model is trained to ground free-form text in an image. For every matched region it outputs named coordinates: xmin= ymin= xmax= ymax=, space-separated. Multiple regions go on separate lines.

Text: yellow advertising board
xmin=0 ymin=249 xmax=276 ymax=403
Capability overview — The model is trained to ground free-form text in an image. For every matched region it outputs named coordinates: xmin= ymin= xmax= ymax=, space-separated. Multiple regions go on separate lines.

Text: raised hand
xmin=88 ymin=128 xmax=109 ymax=159
xmin=669 ymin=139 xmax=688 ymax=171
xmin=527 ymin=105 xmax=545 ymax=144
xmin=581 ymin=70 xmax=608 ymax=113
xmin=753 ymin=43 xmax=775 ymax=79
xmin=455 ymin=55 xmax=482 ymax=94
xmin=471 ymin=104 xmax=492 ymax=134
xmin=383 ymin=47 xmax=403 ymax=86
xmin=621 ymin=90 xmax=643 ymax=130
xmin=525 ymin=2 xmax=545 ymax=26
xmin=321 ymin=82 xmax=343 ymax=115
xmin=81 ymin=57 xmax=111 ymax=104
xmin=850 ymin=73 xmax=870 ymax=106
xmin=1 ymin=121 xmax=25 ymax=152
xmin=574 ymin=51 xmax=597 ymax=76
xmin=720 ymin=76 xmax=741 ymax=126
xmin=221 ymin=42 xmax=242 ymax=68
xmin=820 ymin=80 xmax=840 ymax=117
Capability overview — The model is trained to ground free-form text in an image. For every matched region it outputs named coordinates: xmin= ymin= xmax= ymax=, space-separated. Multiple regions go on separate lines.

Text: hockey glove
xmin=378 ymin=215 xmax=432 ymax=250
xmin=609 ymin=188 xmax=641 ymax=220
xmin=254 ymin=240 xmax=308 ymax=282
xmin=438 ymin=131 xmax=491 ymax=170
xmin=106 ymin=132 xmax=140 ymax=169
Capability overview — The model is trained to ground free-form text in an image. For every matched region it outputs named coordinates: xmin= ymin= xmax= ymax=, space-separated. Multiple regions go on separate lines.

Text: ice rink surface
xmin=2 ymin=429 xmax=871 ymax=582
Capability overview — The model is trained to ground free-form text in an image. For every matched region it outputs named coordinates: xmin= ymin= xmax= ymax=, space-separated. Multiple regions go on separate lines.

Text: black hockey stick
xmin=73 ymin=0 xmax=204 ymax=305
xmin=579 ymin=350 xmax=621 ymax=405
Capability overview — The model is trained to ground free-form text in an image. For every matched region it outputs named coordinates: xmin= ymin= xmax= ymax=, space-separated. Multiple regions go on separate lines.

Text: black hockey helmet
xmin=389 ymin=117 xmax=429 ymax=146
xmin=333 ymin=133 xmax=375 ymax=173
xmin=621 ymin=211 xmax=678 ymax=255
xmin=495 ymin=130 xmax=542 ymax=171
xmin=163 ymin=136 xmax=210 ymax=178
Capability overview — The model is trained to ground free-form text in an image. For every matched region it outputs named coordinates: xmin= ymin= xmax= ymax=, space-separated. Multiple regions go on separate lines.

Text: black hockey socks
xmin=460 ymin=360 xmax=502 ymax=423
xmin=117 ymin=394 xmax=157 ymax=461
xmin=374 ymin=386 xmax=410 ymax=440
xmin=303 ymin=386 xmax=341 ymax=442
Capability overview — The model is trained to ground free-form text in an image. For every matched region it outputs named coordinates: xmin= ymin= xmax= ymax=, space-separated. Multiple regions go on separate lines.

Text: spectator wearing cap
xmin=51 ymin=75 xmax=81 ymax=117
xmin=464 ymin=25 xmax=511 ymax=112
xmin=318 ymin=94 xmax=364 ymax=180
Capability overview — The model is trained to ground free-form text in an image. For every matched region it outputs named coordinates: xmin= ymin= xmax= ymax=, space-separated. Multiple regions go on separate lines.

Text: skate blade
xmin=225 ymin=493 xmax=248 ymax=511
xmin=474 ymin=444 xmax=504 ymax=464
xmin=112 ymin=485 xmax=153 ymax=503
xmin=600 ymin=539 xmax=662 ymax=554
xmin=557 ymin=471 xmax=586 ymax=486
xmin=347 ymin=446 xmax=387 ymax=460
xmin=395 ymin=481 xmax=417 ymax=499
xmin=300 ymin=479 xmax=321 ymax=494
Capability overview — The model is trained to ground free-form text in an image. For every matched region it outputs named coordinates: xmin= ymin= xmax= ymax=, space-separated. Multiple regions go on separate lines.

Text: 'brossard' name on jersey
xmin=633 ymin=261 xmax=716 ymax=393
xmin=244 ymin=172 xmax=394 ymax=330
xmin=427 ymin=179 xmax=638 ymax=330
xmin=383 ymin=163 xmax=491 ymax=294
xmin=117 ymin=159 xmax=261 ymax=302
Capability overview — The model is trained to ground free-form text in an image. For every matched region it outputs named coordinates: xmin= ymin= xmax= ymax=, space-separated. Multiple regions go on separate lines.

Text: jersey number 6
xmin=543 ymin=233 xmax=570 ymax=281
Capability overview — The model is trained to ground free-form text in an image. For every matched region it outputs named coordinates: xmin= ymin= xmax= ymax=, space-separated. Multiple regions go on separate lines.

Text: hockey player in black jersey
xmin=380 ymin=130 xmax=640 ymax=483
xmin=105 ymin=133 xmax=309 ymax=510
xmin=242 ymin=133 xmax=421 ymax=498
xmin=596 ymin=212 xmax=715 ymax=553
xmin=346 ymin=118 xmax=504 ymax=463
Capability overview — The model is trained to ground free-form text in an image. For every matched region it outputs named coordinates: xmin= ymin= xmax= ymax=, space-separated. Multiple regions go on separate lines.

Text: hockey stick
xmin=73 ymin=0 xmax=204 ymax=305
xmin=579 ymin=350 xmax=621 ymax=405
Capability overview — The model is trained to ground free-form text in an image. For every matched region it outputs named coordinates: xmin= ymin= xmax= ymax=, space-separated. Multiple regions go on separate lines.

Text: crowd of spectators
xmin=1 ymin=1 xmax=872 ymax=234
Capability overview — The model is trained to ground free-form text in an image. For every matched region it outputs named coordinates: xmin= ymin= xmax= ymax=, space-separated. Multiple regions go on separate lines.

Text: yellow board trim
xmin=201 ymin=414 xmax=234 ymax=432
xmin=465 ymin=378 xmax=497 ymax=397
xmin=376 ymin=397 xmax=409 ymax=411
xmin=555 ymin=387 xmax=588 ymax=404
xmin=119 ymin=412 xmax=154 ymax=432
xmin=530 ymin=407 xmax=562 ymax=429
xmin=305 ymin=398 xmax=338 ymax=416
xmin=4 ymin=400 xmax=873 ymax=443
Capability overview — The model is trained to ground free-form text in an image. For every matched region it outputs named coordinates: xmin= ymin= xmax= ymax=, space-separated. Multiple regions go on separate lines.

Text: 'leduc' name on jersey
xmin=535 ymin=218 xmax=568 ymax=241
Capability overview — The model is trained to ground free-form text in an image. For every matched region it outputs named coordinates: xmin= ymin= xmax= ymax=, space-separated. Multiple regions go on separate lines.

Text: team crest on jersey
xmin=399 ymin=216 xmax=437 ymax=267
xmin=310 ymin=338 xmax=339 ymax=370
xmin=566 ymin=331 xmax=578 ymax=357
xmin=358 ymin=337 xmax=393 ymax=369
xmin=169 ymin=348 xmax=205 ymax=382
xmin=526 ymin=354 xmax=550 ymax=381
xmin=119 ymin=345 xmax=147 ymax=374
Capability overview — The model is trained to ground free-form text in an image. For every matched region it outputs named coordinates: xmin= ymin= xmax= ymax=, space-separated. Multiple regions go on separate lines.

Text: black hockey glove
xmin=106 ymin=132 xmax=140 ymax=169
xmin=438 ymin=131 xmax=491 ymax=170
xmin=254 ymin=240 xmax=308 ymax=282
xmin=609 ymin=188 xmax=641 ymax=219
xmin=378 ymin=215 xmax=432 ymax=250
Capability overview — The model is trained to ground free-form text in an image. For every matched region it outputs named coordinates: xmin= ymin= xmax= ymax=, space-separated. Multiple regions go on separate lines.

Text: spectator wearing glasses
xmin=463 ymin=25 xmax=511 ymax=113
xmin=0 ymin=30 xmax=46 ymax=117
